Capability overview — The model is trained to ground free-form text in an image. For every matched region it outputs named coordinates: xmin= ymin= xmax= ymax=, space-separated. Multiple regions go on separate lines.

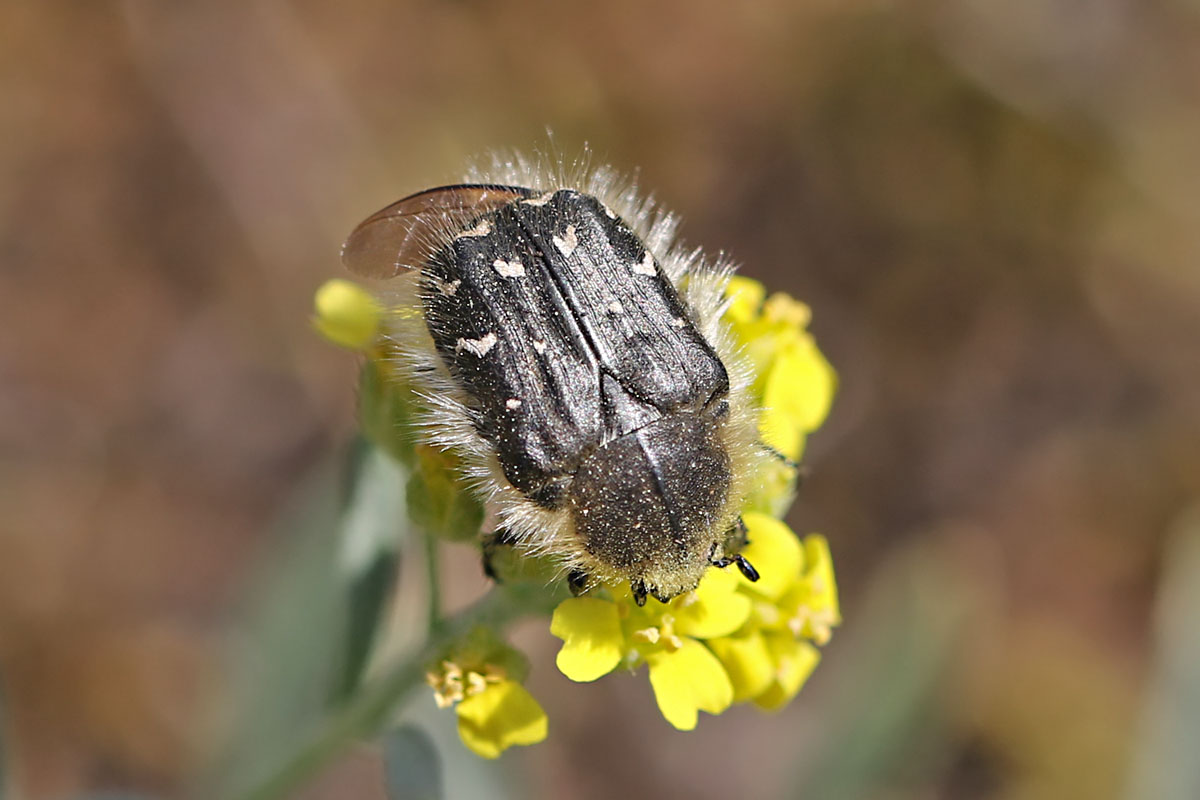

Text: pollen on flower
xmin=632 ymin=627 xmax=660 ymax=645
xmin=429 ymin=659 xmax=498 ymax=706
xmin=762 ymin=291 xmax=812 ymax=329
xmin=790 ymin=606 xmax=838 ymax=645
xmin=427 ymin=658 xmax=507 ymax=706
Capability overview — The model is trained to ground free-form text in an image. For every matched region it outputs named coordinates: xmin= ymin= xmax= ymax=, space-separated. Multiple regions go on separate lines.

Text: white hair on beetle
xmin=373 ymin=148 xmax=768 ymax=592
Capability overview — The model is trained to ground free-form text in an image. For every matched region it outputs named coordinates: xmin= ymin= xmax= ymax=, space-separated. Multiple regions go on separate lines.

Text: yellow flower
xmin=549 ymin=515 xmax=840 ymax=724
xmin=313 ymin=279 xmax=383 ymax=350
xmin=722 ymin=278 xmax=837 ymax=516
xmin=723 ymin=278 xmax=837 ymax=464
xmin=709 ymin=520 xmax=840 ymax=711
xmin=551 ymin=566 xmax=750 ymax=730
xmin=425 ymin=630 xmax=548 ymax=758
xmin=454 ymin=679 xmax=548 ymax=759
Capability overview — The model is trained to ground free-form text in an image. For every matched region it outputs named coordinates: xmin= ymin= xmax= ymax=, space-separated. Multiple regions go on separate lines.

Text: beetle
xmin=342 ymin=158 xmax=766 ymax=604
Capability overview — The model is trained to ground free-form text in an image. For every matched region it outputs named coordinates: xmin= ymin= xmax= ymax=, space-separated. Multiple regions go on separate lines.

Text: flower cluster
xmin=551 ymin=518 xmax=838 ymax=728
xmin=549 ymin=277 xmax=839 ymax=728
xmin=312 ymin=273 xmax=839 ymax=751
xmin=724 ymin=276 xmax=837 ymax=515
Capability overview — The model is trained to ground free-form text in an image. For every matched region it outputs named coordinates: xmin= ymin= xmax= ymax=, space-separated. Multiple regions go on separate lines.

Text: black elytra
xmin=422 ymin=188 xmax=741 ymax=594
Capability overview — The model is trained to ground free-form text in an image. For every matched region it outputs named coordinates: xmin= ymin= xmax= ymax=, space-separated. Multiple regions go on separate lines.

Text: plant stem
xmin=233 ymin=586 xmax=544 ymax=800
xmin=423 ymin=530 xmax=442 ymax=635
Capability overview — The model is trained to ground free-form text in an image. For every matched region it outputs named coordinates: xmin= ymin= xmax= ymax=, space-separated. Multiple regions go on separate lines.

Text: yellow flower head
xmin=313 ymin=279 xmax=383 ymax=351
xmin=709 ymin=517 xmax=840 ymax=711
xmin=551 ymin=565 xmax=748 ymax=730
xmin=724 ymin=278 xmax=838 ymax=516
xmin=724 ymin=276 xmax=837 ymax=465
xmin=425 ymin=628 xmax=548 ymax=758
xmin=550 ymin=514 xmax=839 ymax=728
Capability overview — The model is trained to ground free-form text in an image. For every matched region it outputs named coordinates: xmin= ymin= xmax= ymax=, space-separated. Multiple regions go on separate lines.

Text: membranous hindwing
xmin=345 ymin=172 xmax=765 ymax=603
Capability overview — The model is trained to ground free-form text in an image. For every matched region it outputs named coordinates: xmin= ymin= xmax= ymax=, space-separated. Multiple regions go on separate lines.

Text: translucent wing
xmin=341 ymin=184 xmax=534 ymax=279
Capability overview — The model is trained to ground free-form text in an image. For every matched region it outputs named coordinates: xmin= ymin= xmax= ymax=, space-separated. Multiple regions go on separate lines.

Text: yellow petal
xmin=776 ymin=534 xmax=841 ymax=644
xmin=739 ymin=513 xmax=805 ymax=601
xmin=738 ymin=323 xmax=779 ymax=379
xmin=803 ymin=534 xmax=841 ymax=622
xmin=723 ymin=276 xmax=766 ymax=324
xmin=312 ymin=279 xmax=382 ymax=350
xmin=761 ymin=337 xmax=836 ymax=436
xmin=673 ymin=567 xmax=752 ymax=639
xmin=550 ymin=598 xmax=625 ymax=682
xmin=753 ymin=635 xmax=820 ymax=712
xmin=708 ymin=632 xmax=775 ymax=703
xmin=763 ymin=292 xmax=812 ymax=329
xmin=742 ymin=459 xmax=802 ymax=517
xmin=758 ymin=405 xmax=806 ymax=462
xmin=647 ymin=639 xmax=734 ymax=730
xmin=455 ymin=680 xmax=548 ymax=759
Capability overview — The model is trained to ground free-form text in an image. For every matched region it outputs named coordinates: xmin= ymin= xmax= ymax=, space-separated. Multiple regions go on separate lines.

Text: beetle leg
xmin=567 ymin=569 xmax=590 ymax=596
xmin=759 ymin=442 xmax=800 ymax=469
xmin=735 ymin=554 xmax=760 ymax=582
xmin=481 ymin=528 xmax=518 ymax=582
xmin=631 ymin=579 xmax=649 ymax=607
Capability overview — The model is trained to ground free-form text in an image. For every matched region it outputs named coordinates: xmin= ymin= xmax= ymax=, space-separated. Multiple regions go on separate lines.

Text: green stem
xmin=424 ymin=530 xmax=442 ymax=635
xmin=233 ymin=586 xmax=545 ymax=800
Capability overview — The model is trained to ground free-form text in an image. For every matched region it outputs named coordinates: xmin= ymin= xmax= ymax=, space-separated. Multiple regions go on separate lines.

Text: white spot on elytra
xmin=522 ymin=191 xmax=556 ymax=206
xmin=671 ymin=317 xmax=686 ymax=328
xmin=632 ymin=252 xmax=656 ymax=276
xmin=493 ymin=258 xmax=525 ymax=277
xmin=455 ymin=332 xmax=498 ymax=357
xmin=506 ymin=398 xmax=522 ymax=410
xmin=553 ymin=225 xmax=578 ymax=257
xmin=433 ymin=278 xmax=460 ymax=296
xmin=532 ymin=339 xmax=547 ymax=354
xmin=457 ymin=219 xmax=492 ymax=238
xmin=602 ymin=204 xmax=617 ymax=219
xmin=607 ymin=301 xmax=624 ymax=314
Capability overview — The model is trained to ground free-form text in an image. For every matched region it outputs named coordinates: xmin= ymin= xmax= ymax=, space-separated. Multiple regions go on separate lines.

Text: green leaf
xmin=383 ymin=726 xmax=443 ymax=800
xmin=206 ymin=440 xmax=411 ymax=797
xmin=333 ymin=441 xmax=408 ymax=700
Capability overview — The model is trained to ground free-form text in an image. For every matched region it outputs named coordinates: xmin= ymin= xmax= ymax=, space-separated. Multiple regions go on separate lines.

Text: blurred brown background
xmin=3 ymin=1 xmax=1200 ymax=799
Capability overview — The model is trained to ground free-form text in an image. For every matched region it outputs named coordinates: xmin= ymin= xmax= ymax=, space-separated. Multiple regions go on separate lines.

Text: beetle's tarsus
xmin=735 ymin=554 xmax=760 ymax=582
xmin=481 ymin=528 xmax=518 ymax=582
xmin=568 ymin=569 xmax=590 ymax=596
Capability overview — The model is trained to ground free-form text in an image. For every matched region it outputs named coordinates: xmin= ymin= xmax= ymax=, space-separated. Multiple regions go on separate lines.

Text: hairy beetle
xmin=343 ymin=158 xmax=765 ymax=604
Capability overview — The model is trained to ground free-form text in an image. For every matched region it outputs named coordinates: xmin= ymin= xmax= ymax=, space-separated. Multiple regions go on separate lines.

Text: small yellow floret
xmin=313 ymin=279 xmax=382 ymax=350
xmin=455 ymin=679 xmax=548 ymax=759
